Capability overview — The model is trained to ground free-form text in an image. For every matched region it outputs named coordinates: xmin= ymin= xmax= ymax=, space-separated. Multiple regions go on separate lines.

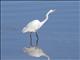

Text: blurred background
xmin=1 ymin=1 xmax=79 ymax=60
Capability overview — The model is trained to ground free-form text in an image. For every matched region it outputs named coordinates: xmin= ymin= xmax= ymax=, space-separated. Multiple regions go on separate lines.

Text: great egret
xmin=23 ymin=47 xmax=50 ymax=60
xmin=22 ymin=9 xmax=56 ymax=47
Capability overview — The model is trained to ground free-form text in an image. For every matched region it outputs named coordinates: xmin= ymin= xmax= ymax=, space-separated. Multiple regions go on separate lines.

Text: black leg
xmin=30 ymin=32 xmax=32 ymax=47
xmin=36 ymin=32 xmax=39 ymax=46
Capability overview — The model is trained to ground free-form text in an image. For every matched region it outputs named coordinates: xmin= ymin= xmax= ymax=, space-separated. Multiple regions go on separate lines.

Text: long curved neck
xmin=41 ymin=11 xmax=51 ymax=26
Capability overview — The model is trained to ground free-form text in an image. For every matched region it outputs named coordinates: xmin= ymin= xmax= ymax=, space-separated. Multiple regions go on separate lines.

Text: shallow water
xmin=1 ymin=1 xmax=79 ymax=60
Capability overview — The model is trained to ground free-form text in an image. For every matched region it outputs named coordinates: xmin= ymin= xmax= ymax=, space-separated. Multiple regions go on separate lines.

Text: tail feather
xmin=22 ymin=27 xmax=27 ymax=33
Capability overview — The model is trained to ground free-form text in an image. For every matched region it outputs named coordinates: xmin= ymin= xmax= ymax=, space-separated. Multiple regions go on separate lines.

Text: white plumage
xmin=22 ymin=9 xmax=56 ymax=33
xmin=22 ymin=20 xmax=41 ymax=32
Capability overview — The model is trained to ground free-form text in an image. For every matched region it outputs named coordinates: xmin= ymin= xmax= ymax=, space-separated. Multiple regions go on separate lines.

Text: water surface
xmin=1 ymin=1 xmax=79 ymax=60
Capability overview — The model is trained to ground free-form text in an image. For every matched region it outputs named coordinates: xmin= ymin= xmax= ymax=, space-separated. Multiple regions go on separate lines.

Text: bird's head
xmin=49 ymin=9 xmax=56 ymax=13
xmin=47 ymin=9 xmax=56 ymax=16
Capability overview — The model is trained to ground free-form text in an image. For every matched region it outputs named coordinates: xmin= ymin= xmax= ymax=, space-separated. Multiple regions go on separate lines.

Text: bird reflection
xmin=23 ymin=47 xmax=50 ymax=60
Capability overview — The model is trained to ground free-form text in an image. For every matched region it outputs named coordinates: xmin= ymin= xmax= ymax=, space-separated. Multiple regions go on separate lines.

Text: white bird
xmin=23 ymin=47 xmax=50 ymax=60
xmin=22 ymin=9 xmax=56 ymax=47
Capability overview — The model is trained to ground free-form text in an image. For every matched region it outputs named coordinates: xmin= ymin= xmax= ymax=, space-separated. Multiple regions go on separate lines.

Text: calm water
xmin=1 ymin=1 xmax=79 ymax=60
